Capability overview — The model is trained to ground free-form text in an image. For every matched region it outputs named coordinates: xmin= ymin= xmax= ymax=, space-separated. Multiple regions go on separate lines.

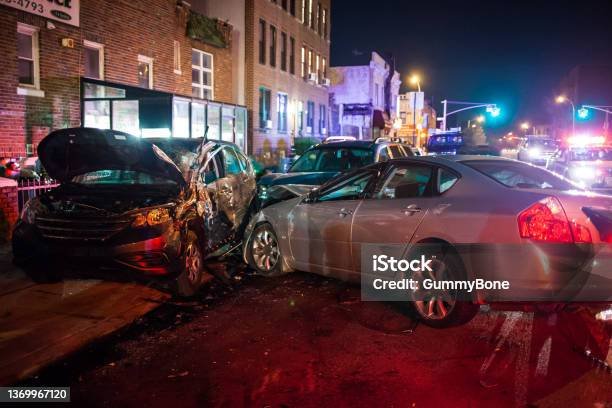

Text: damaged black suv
xmin=12 ymin=128 xmax=257 ymax=296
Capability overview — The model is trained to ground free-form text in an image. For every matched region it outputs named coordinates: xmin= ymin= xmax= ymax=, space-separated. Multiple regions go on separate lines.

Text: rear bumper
xmin=463 ymin=242 xmax=597 ymax=302
xmin=12 ymin=220 xmax=183 ymax=277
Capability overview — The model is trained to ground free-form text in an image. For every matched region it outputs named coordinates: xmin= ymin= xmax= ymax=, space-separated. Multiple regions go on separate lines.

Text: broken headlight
xmin=132 ymin=208 xmax=171 ymax=228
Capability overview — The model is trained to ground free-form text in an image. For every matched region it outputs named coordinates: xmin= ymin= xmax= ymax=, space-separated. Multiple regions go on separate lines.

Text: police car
xmin=546 ymin=135 xmax=612 ymax=192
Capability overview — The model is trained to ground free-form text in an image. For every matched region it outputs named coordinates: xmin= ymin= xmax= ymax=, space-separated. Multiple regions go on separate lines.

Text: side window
xmin=201 ymin=156 xmax=219 ymax=184
xmin=317 ymin=172 xmax=374 ymax=202
xmin=378 ymin=147 xmax=390 ymax=162
xmin=223 ymin=148 xmax=242 ymax=175
xmin=438 ymin=168 xmax=459 ymax=194
xmin=377 ymin=165 xmax=433 ymax=199
xmin=234 ymin=148 xmax=250 ymax=173
xmin=389 ymin=145 xmax=404 ymax=158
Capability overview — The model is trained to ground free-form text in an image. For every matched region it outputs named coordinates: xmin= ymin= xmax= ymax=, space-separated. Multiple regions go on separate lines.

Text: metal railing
xmin=17 ymin=178 xmax=59 ymax=212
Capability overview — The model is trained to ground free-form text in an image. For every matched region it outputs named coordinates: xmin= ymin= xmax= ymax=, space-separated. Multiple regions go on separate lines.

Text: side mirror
xmin=303 ymin=190 xmax=318 ymax=204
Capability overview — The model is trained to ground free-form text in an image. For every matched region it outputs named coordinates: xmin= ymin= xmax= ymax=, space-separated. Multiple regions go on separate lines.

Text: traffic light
xmin=577 ymin=108 xmax=590 ymax=120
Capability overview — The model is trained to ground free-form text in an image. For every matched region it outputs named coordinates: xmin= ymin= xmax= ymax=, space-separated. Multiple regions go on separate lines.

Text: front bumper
xmin=12 ymin=220 xmax=183 ymax=277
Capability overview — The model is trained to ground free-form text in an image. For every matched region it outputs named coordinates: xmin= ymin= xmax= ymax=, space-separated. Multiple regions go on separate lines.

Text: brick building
xmin=0 ymin=0 xmax=247 ymax=159
xmin=245 ymin=0 xmax=331 ymax=164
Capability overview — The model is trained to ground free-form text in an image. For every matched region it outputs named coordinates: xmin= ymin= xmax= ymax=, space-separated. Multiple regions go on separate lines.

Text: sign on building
xmin=2 ymin=0 xmax=80 ymax=27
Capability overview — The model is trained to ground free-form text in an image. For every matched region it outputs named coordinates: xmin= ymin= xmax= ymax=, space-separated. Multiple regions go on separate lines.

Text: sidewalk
xmin=0 ymin=245 xmax=169 ymax=385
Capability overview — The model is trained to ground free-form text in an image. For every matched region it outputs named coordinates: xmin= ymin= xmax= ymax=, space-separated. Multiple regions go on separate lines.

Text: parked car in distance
xmin=546 ymin=143 xmax=612 ymax=192
xmin=257 ymin=139 xmax=413 ymax=201
xmin=517 ymin=136 xmax=559 ymax=166
xmin=457 ymin=144 xmax=501 ymax=156
xmin=12 ymin=128 xmax=257 ymax=296
xmin=244 ymin=155 xmax=609 ymax=327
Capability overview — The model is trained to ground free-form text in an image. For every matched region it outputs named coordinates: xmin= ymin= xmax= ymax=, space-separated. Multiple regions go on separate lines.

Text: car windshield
xmin=72 ymin=170 xmax=178 ymax=186
xmin=570 ymin=147 xmax=612 ymax=161
xmin=463 ymin=160 xmax=580 ymax=191
xmin=288 ymin=147 xmax=374 ymax=172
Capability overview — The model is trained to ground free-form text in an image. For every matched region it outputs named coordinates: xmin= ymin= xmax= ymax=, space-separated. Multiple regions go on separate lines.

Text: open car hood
xmin=38 ymin=128 xmax=186 ymax=187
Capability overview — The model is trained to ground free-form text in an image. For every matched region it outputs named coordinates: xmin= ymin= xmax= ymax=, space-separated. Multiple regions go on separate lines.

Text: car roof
xmin=390 ymin=154 xmax=515 ymax=164
xmin=311 ymin=140 xmax=406 ymax=150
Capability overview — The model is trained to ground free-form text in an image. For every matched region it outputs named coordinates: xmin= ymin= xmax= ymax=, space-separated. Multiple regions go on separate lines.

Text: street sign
xmin=2 ymin=0 xmax=80 ymax=27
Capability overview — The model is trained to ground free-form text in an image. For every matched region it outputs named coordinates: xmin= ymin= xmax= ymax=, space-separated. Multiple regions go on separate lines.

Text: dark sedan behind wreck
xmin=13 ymin=128 xmax=257 ymax=296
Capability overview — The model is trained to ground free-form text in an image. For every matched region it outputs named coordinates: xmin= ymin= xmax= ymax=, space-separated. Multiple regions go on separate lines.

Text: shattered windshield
xmin=72 ymin=170 xmax=179 ymax=186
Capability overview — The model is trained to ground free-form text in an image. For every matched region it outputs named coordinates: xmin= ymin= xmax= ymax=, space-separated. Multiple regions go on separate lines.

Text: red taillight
xmin=518 ymin=197 xmax=573 ymax=242
xmin=570 ymin=221 xmax=592 ymax=243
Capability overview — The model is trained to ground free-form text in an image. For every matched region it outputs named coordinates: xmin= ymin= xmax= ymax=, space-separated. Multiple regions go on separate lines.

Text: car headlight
xmin=571 ymin=166 xmax=596 ymax=180
xmin=528 ymin=147 xmax=542 ymax=158
xmin=20 ymin=200 xmax=36 ymax=224
xmin=132 ymin=208 xmax=171 ymax=228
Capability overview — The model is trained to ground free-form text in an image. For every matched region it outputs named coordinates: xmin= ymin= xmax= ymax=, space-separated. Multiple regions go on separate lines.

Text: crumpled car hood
xmin=38 ymin=128 xmax=186 ymax=187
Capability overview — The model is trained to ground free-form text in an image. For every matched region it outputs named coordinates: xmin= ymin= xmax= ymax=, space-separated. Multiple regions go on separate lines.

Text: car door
xmin=350 ymin=162 xmax=441 ymax=275
xmin=289 ymin=168 xmax=378 ymax=278
xmin=230 ymin=146 xmax=256 ymax=226
xmin=215 ymin=146 xmax=247 ymax=230
xmin=198 ymin=145 xmax=235 ymax=247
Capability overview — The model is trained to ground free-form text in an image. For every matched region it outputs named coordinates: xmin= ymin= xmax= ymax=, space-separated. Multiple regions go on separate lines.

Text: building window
xmin=301 ymin=46 xmax=306 ymax=78
xmin=301 ymin=0 xmax=306 ymax=24
xmin=173 ymin=98 xmax=190 ymax=138
xmin=290 ymin=0 xmax=296 ymax=16
xmin=84 ymin=40 xmax=104 ymax=80
xmin=269 ymin=25 xmax=277 ymax=68
xmin=297 ymin=101 xmax=304 ymax=134
xmin=308 ymin=0 xmax=314 ymax=29
xmin=319 ymin=104 xmax=326 ymax=134
xmin=323 ymin=8 xmax=328 ymax=39
xmin=315 ymin=54 xmax=320 ymax=81
xmin=17 ymin=23 xmax=39 ymax=89
xmin=192 ymin=49 xmax=213 ymax=99
xmin=281 ymin=0 xmax=287 ymax=10
xmin=289 ymin=37 xmax=295 ymax=74
xmin=280 ymin=32 xmax=287 ymax=71
xmin=137 ymin=55 xmax=153 ymax=89
xmin=173 ymin=40 xmax=181 ymax=74
xmin=316 ymin=3 xmax=321 ymax=34
xmin=277 ymin=93 xmax=288 ymax=132
xmin=259 ymin=87 xmax=272 ymax=129
xmin=308 ymin=49 xmax=313 ymax=76
xmin=322 ymin=57 xmax=327 ymax=79
xmin=306 ymin=101 xmax=314 ymax=133
xmin=258 ymin=19 xmax=266 ymax=65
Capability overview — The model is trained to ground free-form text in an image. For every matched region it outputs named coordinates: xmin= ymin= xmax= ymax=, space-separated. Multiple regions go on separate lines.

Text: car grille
xmin=35 ymin=216 xmax=131 ymax=241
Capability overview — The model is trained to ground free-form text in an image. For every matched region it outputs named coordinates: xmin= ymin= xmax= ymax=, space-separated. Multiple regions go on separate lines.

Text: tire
xmin=173 ymin=231 xmax=205 ymax=297
xmin=246 ymin=223 xmax=283 ymax=277
xmin=408 ymin=245 xmax=479 ymax=328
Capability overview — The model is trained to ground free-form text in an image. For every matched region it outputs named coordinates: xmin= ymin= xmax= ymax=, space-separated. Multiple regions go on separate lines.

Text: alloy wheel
xmin=184 ymin=242 xmax=202 ymax=284
xmin=412 ymin=256 xmax=457 ymax=320
xmin=251 ymin=227 xmax=280 ymax=272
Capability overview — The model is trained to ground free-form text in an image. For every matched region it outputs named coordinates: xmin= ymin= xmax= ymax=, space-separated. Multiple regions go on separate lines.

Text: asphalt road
xmin=20 ymin=269 xmax=611 ymax=408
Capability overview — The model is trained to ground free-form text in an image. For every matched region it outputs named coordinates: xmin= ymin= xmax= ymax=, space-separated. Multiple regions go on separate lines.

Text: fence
xmin=17 ymin=179 xmax=59 ymax=212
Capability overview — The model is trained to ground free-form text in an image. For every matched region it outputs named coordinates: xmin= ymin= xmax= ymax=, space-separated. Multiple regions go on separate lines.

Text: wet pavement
xmin=19 ymin=269 xmax=611 ymax=408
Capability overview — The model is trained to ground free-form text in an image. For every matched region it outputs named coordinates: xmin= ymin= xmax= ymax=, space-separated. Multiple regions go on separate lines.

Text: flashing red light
xmin=518 ymin=196 xmax=592 ymax=243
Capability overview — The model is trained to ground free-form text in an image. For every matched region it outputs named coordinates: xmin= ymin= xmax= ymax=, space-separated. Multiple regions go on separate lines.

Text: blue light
xmin=577 ymin=108 xmax=590 ymax=120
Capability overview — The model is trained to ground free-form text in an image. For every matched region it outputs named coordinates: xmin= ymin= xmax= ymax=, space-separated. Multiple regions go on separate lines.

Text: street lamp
xmin=555 ymin=95 xmax=575 ymax=135
xmin=409 ymin=74 xmax=421 ymax=92
xmin=476 ymin=115 xmax=485 ymax=123
xmin=520 ymin=122 xmax=530 ymax=130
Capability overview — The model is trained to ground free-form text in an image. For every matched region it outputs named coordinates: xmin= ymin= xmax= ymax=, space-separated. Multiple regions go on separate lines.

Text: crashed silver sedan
xmin=244 ymin=156 xmax=612 ymax=327
xmin=13 ymin=128 xmax=257 ymax=296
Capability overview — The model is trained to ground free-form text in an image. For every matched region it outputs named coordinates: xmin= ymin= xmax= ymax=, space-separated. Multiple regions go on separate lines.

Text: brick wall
xmin=0 ymin=179 xmax=18 ymax=243
xmin=245 ymin=0 xmax=331 ymax=162
xmin=0 ymin=0 xmax=235 ymax=158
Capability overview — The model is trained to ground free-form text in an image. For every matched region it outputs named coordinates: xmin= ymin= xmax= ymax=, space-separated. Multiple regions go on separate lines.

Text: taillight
xmin=518 ymin=196 xmax=592 ymax=243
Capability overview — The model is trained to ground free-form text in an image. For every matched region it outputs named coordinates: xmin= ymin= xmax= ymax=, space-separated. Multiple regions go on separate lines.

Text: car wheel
xmin=174 ymin=231 xmax=205 ymax=297
xmin=409 ymin=246 xmax=479 ymax=328
xmin=247 ymin=223 xmax=283 ymax=276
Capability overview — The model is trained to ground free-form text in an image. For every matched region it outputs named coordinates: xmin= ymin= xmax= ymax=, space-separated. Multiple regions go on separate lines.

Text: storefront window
xmin=207 ymin=103 xmax=221 ymax=140
xmin=172 ymin=99 xmax=190 ymax=138
xmin=221 ymin=106 xmax=234 ymax=143
xmin=235 ymin=107 xmax=246 ymax=151
xmin=112 ymin=100 xmax=139 ymax=136
xmin=84 ymin=100 xmax=110 ymax=129
xmin=83 ymin=83 xmax=125 ymax=99
xmin=192 ymin=102 xmax=206 ymax=138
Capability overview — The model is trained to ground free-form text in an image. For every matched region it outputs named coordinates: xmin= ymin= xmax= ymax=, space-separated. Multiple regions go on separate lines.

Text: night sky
xmin=330 ymin=0 xmax=612 ymax=134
